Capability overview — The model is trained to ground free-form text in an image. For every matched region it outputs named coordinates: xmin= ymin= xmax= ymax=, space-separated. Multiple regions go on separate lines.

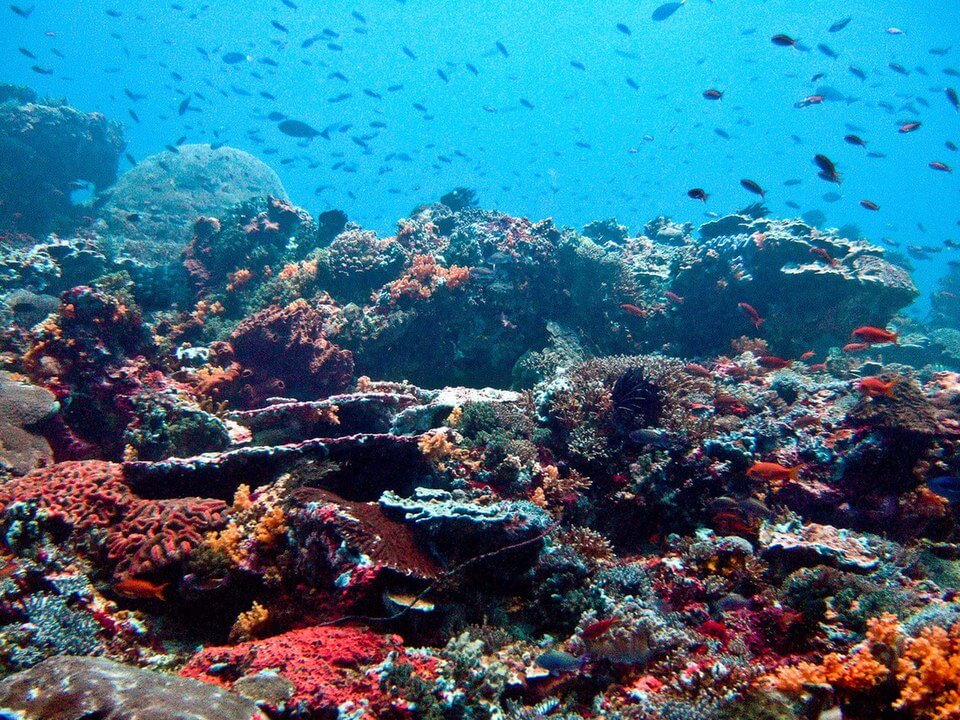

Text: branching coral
xmin=385 ymin=253 xmax=471 ymax=305
xmin=767 ymin=613 xmax=960 ymax=720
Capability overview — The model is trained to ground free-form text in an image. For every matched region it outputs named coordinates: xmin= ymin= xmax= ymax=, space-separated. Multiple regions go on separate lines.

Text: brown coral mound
xmin=0 ymin=655 xmax=266 ymax=720
xmin=230 ymin=298 xmax=354 ymax=404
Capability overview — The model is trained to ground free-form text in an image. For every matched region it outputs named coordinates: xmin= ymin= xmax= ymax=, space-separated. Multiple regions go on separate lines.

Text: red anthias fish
xmin=851 ymin=326 xmax=898 ymax=344
xmin=757 ymin=355 xmax=791 ymax=369
xmin=620 ymin=303 xmax=648 ymax=318
xmin=738 ymin=302 xmax=763 ymax=329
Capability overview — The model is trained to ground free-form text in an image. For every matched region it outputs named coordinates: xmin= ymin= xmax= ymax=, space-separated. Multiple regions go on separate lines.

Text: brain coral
xmin=0 ymin=461 xmax=227 ymax=580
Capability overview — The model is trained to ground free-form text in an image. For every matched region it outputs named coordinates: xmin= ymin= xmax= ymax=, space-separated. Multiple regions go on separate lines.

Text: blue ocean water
xmin=2 ymin=0 xmax=958 ymax=307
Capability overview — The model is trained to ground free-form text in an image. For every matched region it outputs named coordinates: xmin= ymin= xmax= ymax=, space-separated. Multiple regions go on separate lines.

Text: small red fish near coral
xmin=581 ymin=617 xmax=621 ymax=640
xmin=809 ymin=247 xmax=837 ymax=266
xmin=858 ymin=376 xmax=898 ymax=397
xmin=665 ymin=291 xmax=685 ymax=305
xmin=620 ymin=303 xmax=648 ymax=318
xmin=758 ymin=355 xmax=791 ymax=369
xmin=842 ymin=342 xmax=870 ymax=353
xmin=800 ymin=350 xmax=815 ymax=360
xmin=851 ymin=326 xmax=898 ymax=344
xmin=746 ymin=461 xmax=800 ymax=483
xmin=738 ymin=302 xmax=764 ymax=329
xmin=684 ymin=363 xmax=713 ymax=378
xmin=809 ymin=362 xmax=827 ymax=372
xmin=114 ymin=578 xmax=168 ymax=601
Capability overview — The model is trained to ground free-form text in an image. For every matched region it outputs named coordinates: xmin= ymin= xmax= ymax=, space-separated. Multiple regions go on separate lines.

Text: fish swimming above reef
xmin=114 ymin=578 xmax=168 ymax=601
xmin=278 ymin=119 xmax=324 ymax=139
xmin=651 ymin=1 xmax=685 ymax=22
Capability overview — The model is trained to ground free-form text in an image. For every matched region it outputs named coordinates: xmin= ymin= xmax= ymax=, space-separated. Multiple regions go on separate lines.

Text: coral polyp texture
xmin=0 ymin=90 xmax=958 ymax=717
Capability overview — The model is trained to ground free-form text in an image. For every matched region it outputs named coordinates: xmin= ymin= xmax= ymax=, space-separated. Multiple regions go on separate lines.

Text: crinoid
xmin=611 ymin=366 xmax=663 ymax=430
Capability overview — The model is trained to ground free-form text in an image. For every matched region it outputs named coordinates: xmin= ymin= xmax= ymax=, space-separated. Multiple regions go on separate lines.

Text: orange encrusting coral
xmin=386 ymin=254 xmax=471 ymax=303
xmin=766 ymin=613 xmax=960 ymax=720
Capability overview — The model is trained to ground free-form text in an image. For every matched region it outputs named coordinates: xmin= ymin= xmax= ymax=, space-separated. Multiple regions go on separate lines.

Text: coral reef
xmin=98 ymin=144 xmax=289 ymax=264
xmin=0 ymin=180 xmax=954 ymax=720
xmin=0 ymin=87 xmax=124 ymax=236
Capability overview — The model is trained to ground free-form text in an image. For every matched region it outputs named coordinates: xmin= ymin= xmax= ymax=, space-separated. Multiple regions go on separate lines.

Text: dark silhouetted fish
xmin=496 ymin=41 xmax=508 ymax=57
xmin=740 ymin=178 xmax=765 ymax=197
xmin=849 ymin=65 xmax=866 ymax=80
xmin=465 ymin=63 xmax=479 ymax=75
xmin=616 ymin=22 xmax=631 ymax=35
xmin=281 ymin=0 xmax=297 ymax=8
xmin=222 ymin=52 xmax=248 ymax=64
xmin=948 ymin=87 xmax=959 ymax=112
xmin=626 ymin=77 xmax=639 ymax=90
xmin=402 ymin=45 xmax=416 ymax=60
xmin=829 ymin=16 xmax=851 ymax=32
xmin=571 ymin=60 xmax=585 ymax=70
xmin=814 ymin=154 xmax=841 ymax=183
xmin=271 ymin=20 xmax=289 ymax=33
xmin=437 ymin=69 xmax=449 ymax=82
xmin=818 ymin=44 xmax=838 ymax=59
xmin=352 ymin=9 xmax=367 ymax=24
xmin=178 ymin=96 xmax=190 ymax=115
xmin=651 ymin=1 xmax=684 ymax=21
xmin=278 ymin=119 xmax=322 ymax=138
xmin=844 ymin=134 xmax=867 ymax=146
xmin=771 ymin=34 xmax=797 ymax=47
xmin=9 ymin=4 xmax=33 ymax=18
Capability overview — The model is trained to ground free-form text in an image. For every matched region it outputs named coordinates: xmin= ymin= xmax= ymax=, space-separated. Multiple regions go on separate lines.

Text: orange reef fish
xmin=114 ymin=578 xmax=168 ymax=601
xmin=857 ymin=376 xmax=898 ymax=397
xmin=746 ymin=462 xmax=800 ymax=483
